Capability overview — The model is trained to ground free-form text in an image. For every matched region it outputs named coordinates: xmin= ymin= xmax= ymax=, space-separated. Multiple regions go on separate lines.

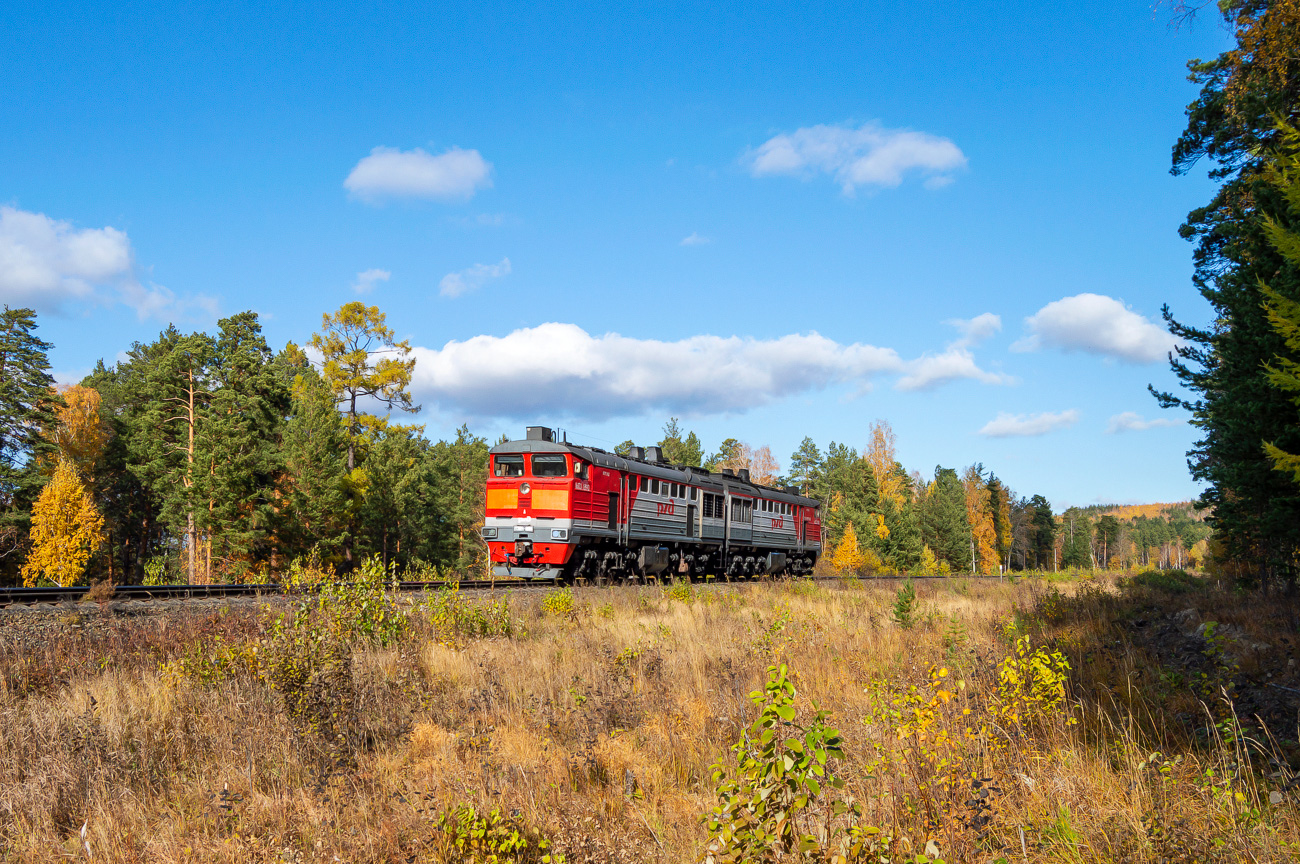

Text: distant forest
xmin=0 ymin=304 xmax=1209 ymax=586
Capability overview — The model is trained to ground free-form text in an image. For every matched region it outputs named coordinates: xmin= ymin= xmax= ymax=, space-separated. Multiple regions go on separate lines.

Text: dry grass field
xmin=3 ymin=570 xmax=1300 ymax=862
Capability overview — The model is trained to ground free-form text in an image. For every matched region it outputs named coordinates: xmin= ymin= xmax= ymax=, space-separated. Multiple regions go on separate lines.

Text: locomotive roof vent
xmin=628 ymin=446 xmax=645 ymax=461
xmin=737 ymin=469 xmax=751 ymax=483
xmin=721 ymin=468 xmax=735 ymax=477
xmin=645 ymin=445 xmax=666 ymax=463
xmin=526 ymin=426 xmax=554 ymax=442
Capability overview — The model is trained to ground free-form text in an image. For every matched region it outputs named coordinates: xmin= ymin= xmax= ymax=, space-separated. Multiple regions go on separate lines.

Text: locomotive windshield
xmin=493 ymin=455 xmax=525 ymax=477
xmin=532 ymin=454 xmax=568 ymax=477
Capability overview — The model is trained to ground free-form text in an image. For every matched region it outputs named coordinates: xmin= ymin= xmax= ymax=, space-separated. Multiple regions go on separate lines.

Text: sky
xmin=0 ymin=1 xmax=1237 ymax=508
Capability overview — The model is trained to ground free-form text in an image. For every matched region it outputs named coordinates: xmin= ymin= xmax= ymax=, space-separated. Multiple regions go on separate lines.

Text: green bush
xmin=541 ymin=587 xmax=576 ymax=618
xmin=1128 ymin=569 xmax=1209 ymax=595
xmin=435 ymin=805 xmax=563 ymax=863
xmin=891 ymin=578 xmax=918 ymax=629
xmin=706 ymin=664 xmax=887 ymax=863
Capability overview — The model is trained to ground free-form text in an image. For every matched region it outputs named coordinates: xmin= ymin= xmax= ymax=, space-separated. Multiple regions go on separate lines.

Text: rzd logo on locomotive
xmin=656 ymin=502 xmax=675 ymax=516
xmin=770 ymin=517 xmax=784 ymax=529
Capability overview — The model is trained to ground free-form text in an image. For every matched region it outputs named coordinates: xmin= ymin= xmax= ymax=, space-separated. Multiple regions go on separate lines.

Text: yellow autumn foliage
xmin=831 ymin=522 xmax=865 ymax=573
xmin=45 ymin=384 xmax=109 ymax=474
xmin=962 ymin=465 xmax=998 ymax=576
xmin=21 ymin=458 xmax=105 ymax=587
xmin=920 ymin=544 xmax=939 ymax=577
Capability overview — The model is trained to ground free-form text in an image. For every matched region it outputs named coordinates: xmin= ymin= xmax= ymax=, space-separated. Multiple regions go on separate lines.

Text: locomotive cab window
xmin=493 ymin=455 xmax=525 ymax=477
xmin=532 ymin=454 xmax=568 ymax=477
xmin=639 ymin=476 xmax=648 ymax=492
xmin=652 ymin=479 xmax=660 ymax=494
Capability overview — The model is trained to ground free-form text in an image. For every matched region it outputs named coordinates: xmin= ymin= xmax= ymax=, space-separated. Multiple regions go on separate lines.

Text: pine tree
xmin=279 ymin=366 xmax=350 ymax=561
xmin=878 ymin=464 xmax=923 ymax=570
xmin=1155 ymin=0 xmax=1300 ymax=587
xmin=310 ymin=302 xmax=418 ymax=473
xmin=21 ymin=458 xmax=104 ymax=586
xmin=120 ymin=326 xmax=215 ymax=583
xmin=920 ymin=467 xmax=971 ymax=572
xmin=1028 ymin=495 xmax=1056 ymax=570
xmin=356 ymin=425 xmax=420 ymax=567
xmin=1096 ymin=515 xmax=1122 ymax=569
xmin=1061 ymin=509 xmax=1095 ymax=569
xmin=429 ymin=425 xmax=489 ymax=574
xmin=787 ymin=437 xmax=822 ymax=496
xmin=659 ymin=418 xmax=705 ymax=466
xmin=0 ymin=306 xmax=56 ymax=579
xmin=1261 ymin=122 xmax=1300 ymax=483
xmin=193 ymin=313 xmax=289 ymax=579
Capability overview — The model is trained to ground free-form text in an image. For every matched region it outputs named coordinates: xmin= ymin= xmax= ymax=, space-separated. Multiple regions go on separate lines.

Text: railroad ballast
xmin=482 ymin=426 xmax=822 ymax=582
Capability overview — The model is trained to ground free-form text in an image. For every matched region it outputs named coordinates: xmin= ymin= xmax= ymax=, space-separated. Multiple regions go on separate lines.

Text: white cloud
xmin=344 ymin=146 xmax=492 ymax=203
xmin=746 ymin=121 xmax=967 ymax=194
xmin=979 ymin=410 xmax=1080 ymax=438
xmin=439 ymin=257 xmax=512 ymax=298
xmin=352 ymin=268 xmax=391 ymax=294
xmin=0 ymin=205 xmax=214 ymax=320
xmin=897 ymin=348 xmax=1011 ymax=391
xmin=409 ymin=324 xmax=906 ymax=419
xmin=895 ymin=313 xmax=1010 ymax=391
xmin=680 ymin=232 xmax=712 ymax=246
xmin=1013 ymin=293 xmax=1180 ymax=364
xmin=1106 ymin=411 xmax=1183 ymax=434
xmin=946 ymin=312 xmax=1001 ymax=348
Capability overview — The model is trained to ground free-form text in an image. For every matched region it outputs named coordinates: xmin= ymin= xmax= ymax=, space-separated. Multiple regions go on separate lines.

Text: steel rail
xmin=0 ymin=572 xmax=961 ymax=608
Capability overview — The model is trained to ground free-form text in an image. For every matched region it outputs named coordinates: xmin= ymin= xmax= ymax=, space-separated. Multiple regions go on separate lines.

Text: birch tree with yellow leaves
xmin=962 ymin=464 xmax=999 ymax=575
xmin=21 ymin=458 xmax=104 ymax=586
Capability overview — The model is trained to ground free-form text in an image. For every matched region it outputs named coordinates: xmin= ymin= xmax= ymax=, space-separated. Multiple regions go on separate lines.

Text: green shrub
xmin=262 ymin=603 xmax=357 ymax=771
xmin=435 ymin=805 xmax=563 ymax=863
xmin=891 ymin=578 xmax=918 ymax=629
xmin=422 ymin=581 xmax=524 ymax=644
xmin=706 ymin=664 xmax=885 ymax=863
xmin=664 ymin=579 xmax=694 ymax=604
xmin=1129 ymin=569 xmax=1209 ymax=595
xmin=541 ymin=587 xmax=575 ymax=618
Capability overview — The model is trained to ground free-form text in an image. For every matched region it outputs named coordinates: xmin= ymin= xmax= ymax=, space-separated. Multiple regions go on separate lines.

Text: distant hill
xmin=1075 ymin=502 xmax=1207 ymax=522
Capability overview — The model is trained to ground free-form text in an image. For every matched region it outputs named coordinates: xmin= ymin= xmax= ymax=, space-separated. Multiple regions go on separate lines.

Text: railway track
xmin=0 ymin=579 xmax=539 ymax=607
xmin=0 ymin=572 xmax=962 ymax=607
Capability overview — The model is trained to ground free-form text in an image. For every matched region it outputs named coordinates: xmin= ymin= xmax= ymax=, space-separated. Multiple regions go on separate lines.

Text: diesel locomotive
xmin=481 ymin=427 xmax=822 ymax=583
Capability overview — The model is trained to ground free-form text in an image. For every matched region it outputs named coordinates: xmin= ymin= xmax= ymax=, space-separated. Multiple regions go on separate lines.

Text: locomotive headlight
xmin=480 ymin=527 xmax=497 ymax=539
xmin=551 ymin=529 xmax=568 ymax=540
xmin=520 ymin=482 xmax=531 ymax=494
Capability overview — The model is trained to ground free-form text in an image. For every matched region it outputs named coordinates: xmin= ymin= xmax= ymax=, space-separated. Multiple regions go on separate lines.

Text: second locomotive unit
xmin=481 ymin=427 xmax=822 ymax=583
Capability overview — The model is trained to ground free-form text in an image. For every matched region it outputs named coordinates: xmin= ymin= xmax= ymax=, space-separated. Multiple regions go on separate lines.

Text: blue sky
xmin=0 ymin=1 xmax=1234 ymax=507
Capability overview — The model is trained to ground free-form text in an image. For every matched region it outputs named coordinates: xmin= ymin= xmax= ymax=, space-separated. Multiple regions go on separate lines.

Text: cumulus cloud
xmin=895 ymin=313 xmax=1011 ymax=391
xmin=979 ymin=410 xmax=1080 ymax=438
xmin=409 ymin=324 xmax=907 ymax=419
xmin=746 ymin=121 xmax=967 ymax=194
xmin=946 ymin=312 xmax=1001 ymax=348
xmin=352 ymin=268 xmax=391 ymax=294
xmin=1013 ymin=293 xmax=1180 ymax=363
xmin=0 ymin=205 xmax=213 ymax=320
xmin=439 ymin=257 xmax=512 ymax=298
xmin=1106 ymin=411 xmax=1183 ymax=434
xmin=344 ymin=146 xmax=492 ymax=203
xmin=897 ymin=349 xmax=1011 ymax=391
xmin=680 ymin=232 xmax=711 ymax=246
